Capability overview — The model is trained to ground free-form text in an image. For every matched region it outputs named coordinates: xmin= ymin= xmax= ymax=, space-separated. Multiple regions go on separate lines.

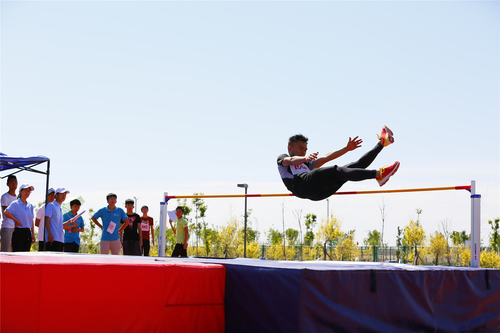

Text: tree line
xmin=49 ymin=196 xmax=499 ymax=268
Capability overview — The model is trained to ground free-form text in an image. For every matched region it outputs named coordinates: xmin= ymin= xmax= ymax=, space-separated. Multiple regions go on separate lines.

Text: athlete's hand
xmin=305 ymin=152 xmax=318 ymax=162
xmin=346 ymin=136 xmax=362 ymax=151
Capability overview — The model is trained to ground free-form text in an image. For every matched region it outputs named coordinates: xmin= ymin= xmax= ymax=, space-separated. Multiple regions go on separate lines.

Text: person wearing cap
xmin=35 ymin=188 xmax=56 ymax=251
xmin=3 ymin=184 xmax=36 ymax=252
xmin=45 ymin=188 xmax=75 ymax=252
xmin=63 ymin=199 xmax=85 ymax=253
xmin=1 ymin=175 xmax=18 ymax=252
xmin=121 ymin=199 xmax=142 ymax=256
xmin=91 ymin=193 xmax=130 ymax=255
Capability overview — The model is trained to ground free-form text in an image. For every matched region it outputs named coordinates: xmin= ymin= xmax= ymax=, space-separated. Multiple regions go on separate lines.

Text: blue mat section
xmin=225 ymin=265 xmax=302 ymax=332
xmin=221 ymin=261 xmax=500 ymax=333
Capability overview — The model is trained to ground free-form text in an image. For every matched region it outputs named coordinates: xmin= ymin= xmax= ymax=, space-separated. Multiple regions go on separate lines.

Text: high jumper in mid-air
xmin=277 ymin=126 xmax=400 ymax=201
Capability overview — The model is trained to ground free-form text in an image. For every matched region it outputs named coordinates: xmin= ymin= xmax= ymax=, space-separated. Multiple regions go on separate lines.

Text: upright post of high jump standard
xmin=470 ymin=181 xmax=481 ymax=268
xmin=158 ymin=192 xmax=168 ymax=257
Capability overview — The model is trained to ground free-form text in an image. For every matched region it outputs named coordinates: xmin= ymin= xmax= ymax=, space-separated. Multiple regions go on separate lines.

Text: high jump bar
xmin=164 ymin=185 xmax=471 ymax=199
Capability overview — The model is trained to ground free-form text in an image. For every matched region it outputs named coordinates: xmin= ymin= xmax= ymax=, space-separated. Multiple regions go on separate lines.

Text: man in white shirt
xmin=1 ymin=175 xmax=18 ymax=252
xmin=35 ymin=188 xmax=55 ymax=251
xmin=45 ymin=188 xmax=75 ymax=252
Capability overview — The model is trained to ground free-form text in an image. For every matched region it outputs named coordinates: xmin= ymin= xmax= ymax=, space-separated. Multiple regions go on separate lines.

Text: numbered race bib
xmin=107 ymin=221 xmax=117 ymax=234
xmin=141 ymin=222 xmax=149 ymax=231
xmin=290 ymin=163 xmax=310 ymax=175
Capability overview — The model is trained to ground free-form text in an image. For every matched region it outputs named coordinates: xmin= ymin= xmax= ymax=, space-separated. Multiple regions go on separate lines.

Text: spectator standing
xmin=45 ymin=188 xmax=73 ymax=252
xmin=1 ymin=175 xmax=18 ymax=252
xmin=4 ymin=184 xmax=35 ymax=252
xmin=122 ymin=199 xmax=142 ymax=256
xmin=35 ymin=188 xmax=55 ymax=251
xmin=140 ymin=205 xmax=154 ymax=256
xmin=63 ymin=199 xmax=85 ymax=253
xmin=91 ymin=193 xmax=129 ymax=255
xmin=169 ymin=206 xmax=189 ymax=257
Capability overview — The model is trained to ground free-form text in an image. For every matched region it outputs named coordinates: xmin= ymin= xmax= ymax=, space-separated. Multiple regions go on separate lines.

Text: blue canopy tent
xmin=0 ymin=153 xmax=50 ymax=178
xmin=1 ymin=153 xmax=50 ymax=249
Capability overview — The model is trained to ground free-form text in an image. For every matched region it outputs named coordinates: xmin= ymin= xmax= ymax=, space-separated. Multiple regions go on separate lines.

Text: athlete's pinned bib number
xmin=290 ymin=164 xmax=310 ymax=175
xmin=107 ymin=221 xmax=117 ymax=234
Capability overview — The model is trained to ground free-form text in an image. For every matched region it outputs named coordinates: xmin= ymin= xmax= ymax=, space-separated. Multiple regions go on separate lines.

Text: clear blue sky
xmin=1 ymin=1 xmax=498 ymax=246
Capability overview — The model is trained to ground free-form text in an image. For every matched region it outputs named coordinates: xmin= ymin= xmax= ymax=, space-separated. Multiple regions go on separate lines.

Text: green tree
xmin=451 ymin=230 xmax=470 ymax=246
xmin=176 ymin=199 xmax=192 ymax=216
xmin=304 ymin=231 xmax=315 ymax=246
xmin=245 ymin=226 xmax=258 ymax=243
xmin=305 ymin=213 xmax=317 ymax=230
xmin=364 ymin=230 xmax=381 ymax=246
xmin=304 ymin=213 xmax=317 ymax=246
xmin=267 ymin=228 xmax=283 ymax=246
xmin=488 ymin=218 xmax=500 ymax=252
xmin=285 ymin=228 xmax=299 ymax=245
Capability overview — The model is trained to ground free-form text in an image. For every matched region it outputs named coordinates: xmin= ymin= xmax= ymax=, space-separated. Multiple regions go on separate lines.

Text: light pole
xmin=326 ymin=199 xmax=329 ymax=222
xmin=237 ymin=183 xmax=248 ymax=258
xmin=133 ymin=197 xmax=138 ymax=213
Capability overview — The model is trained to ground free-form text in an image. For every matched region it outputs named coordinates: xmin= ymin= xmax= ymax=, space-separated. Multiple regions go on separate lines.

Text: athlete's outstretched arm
xmin=314 ymin=137 xmax=362 ymax=169
xmin=281 ymin=152 xmax=318 ymax=167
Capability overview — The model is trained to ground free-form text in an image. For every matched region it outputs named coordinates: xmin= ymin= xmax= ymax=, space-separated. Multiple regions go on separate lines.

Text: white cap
xmin=48 ymin=188 xmax=55 ymax=194
xmin=19 ymin=184 xmax=34 ymax=191
xmin=55 ymin=188 xmax=70 ymax=194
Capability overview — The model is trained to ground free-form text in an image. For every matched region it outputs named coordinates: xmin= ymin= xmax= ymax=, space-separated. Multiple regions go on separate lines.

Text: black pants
xmin=171 ymin=243 xmax=187 ymax=257
xmin=294 ymin=142 xmax=383 ymax=201
xmin=123 ymin=240 xmax=141 ymax=256
xmin=45 ymin=241 xmax=64 ymax=252
xmin=38 ymin=241 xmax=45 ymax=252
xmin=141 ymin=239 xmax=150 ymax=256
xmin=12 ymin=228 xmax=32 ymax=252
xmin=64 ymin=242 xmax=80 ymax=253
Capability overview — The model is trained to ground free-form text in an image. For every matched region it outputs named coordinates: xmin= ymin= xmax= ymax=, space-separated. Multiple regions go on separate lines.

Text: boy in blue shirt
xmin=91 ymin=193 xmax=129 ymax=255
xmin=63 ymin=199 xmax=85 ymax=253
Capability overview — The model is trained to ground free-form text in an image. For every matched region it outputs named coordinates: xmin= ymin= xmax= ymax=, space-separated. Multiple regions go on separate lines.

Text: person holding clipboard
xmin=63 ymin=199 xmax=85 ymax=253
xmin=169 ymin=206 xmax=189 ymax=257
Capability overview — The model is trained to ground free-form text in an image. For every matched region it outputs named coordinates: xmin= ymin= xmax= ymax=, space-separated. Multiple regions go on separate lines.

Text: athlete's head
xmin=288 ymin=134 xmax=308 ymax=157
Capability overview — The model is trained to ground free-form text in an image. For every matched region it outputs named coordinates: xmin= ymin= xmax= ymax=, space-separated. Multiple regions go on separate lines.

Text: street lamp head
xmin=237 ymin=183 xmax=248 ymax=189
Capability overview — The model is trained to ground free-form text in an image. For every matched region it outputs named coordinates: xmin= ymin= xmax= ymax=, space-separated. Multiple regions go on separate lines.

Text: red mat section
xmin=0 ymin=254 xmax=225 ymax=333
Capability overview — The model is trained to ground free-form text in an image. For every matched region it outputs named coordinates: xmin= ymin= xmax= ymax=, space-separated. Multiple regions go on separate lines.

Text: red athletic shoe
xmin=376 ymin=161 xmax=400 ymax=187
xmin=377 ymin=125 xmax=394 ymax=147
